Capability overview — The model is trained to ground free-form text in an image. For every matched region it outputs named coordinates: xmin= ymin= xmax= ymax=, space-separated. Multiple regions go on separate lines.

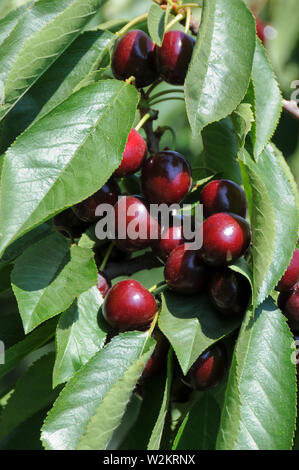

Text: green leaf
xmin=0 ymin=353 xmax=62 ymax=445
xmin=147 ymin=3 xmax=169 ymax=46
xmin=0 ymin=0 xmax=106 ymax=120
xmin=185 ymin=0 xmax=256 ymax=136
xmin=202 ymin=118 xmax=242 ymax=184
xmin=147 ymin=348 xmax=173 ymax=450
xmin=53 ymin=286 xmax=107 ymax=387
xmin=216 ymin=299 xmax=297 ymax=450
xmin=0 ymin=318 xmax=57 ymax=380
xmin=250 ymin=39 xmax=282 ymax=159
xmin=0 ymin=29 xmax=115 ymax=153
xmin=0 ymin=80 xmax=138 ymax=255
xmin=173 ymin=393 xmax=221 ymax=450
xmin=77 ymin=346 xmax=154 ymax=450
xmin=159 ymin=291 xmax=241 ymax=375
xmin=41 ymin=331 xmax=154 ymax=450
xmin=231 ymin=103 xmax=254 ymax=149
xmin=0 ymin=1 xmax=34 ymax=48
xmin=11 ymin=232 xmax=97 ymax=333
xmin=229 ymin=257 xmax=253 ymax=292
xmin=107 ymin=393 xmax=142 ymax=450
xmin=240 ymin=143 xmax=299 ymax=306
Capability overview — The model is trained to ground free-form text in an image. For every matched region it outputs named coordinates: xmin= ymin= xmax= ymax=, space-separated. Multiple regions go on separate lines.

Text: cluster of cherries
xmin=52 ymin=24 xmax=298 ymax=396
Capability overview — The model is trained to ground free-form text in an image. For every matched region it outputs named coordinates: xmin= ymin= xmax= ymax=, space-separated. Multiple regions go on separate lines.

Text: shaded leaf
xmin=148 ymin=348 xmax=173 ymax=450
xmin=173 ymin=393 xmax=221 ymax=450
xmin=159 ymin=291 xmax=240 ymax=375
xmin=12 ymin=232 xmax=97 ymax=333
xmin=147 ymin=3 xmax=169 ymax=46
xmin=0 ymin=353 xmax=61 ymax=445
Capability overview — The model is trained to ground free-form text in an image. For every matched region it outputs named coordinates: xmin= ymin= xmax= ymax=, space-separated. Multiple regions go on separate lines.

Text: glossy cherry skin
xmin=72 ymin=179 xmax=120 ymax=223
xmin=153 ymin=222 xmax=185 ymax=261
xmin=113 ymin=195 xmax=160 ymax=252
xmin=199 ymin=212 xmax=252 ymax=266
xmin=156 ymin=30 xmax=195 ymax=85
xmin=278 ymin=285 xmax=299 ymax=331
xmin=141 ymin=151 xmax=192 ymax=205
xmin=209 ymin=267 xmax=251 ymax=317
xmin=111 ymin=30 xmax=159 ymax=88
xmin=276 ymin=249 xmax=299 ymax=292
xmin=114 ymin=129 xmax=147 ymax=178
xmin=103 ymin=280 xmax=158 ymax=331
xmin=200 ymin=179 xmax=247 ymax=218
xmin=97 ymin=272 xmax=111 ymax=298
xmin=164 ymin=243 xmax=208 ymax=294
xmin=188 ymin=342 xmax=228 ymax=391
xmin=53 ymin=209 xmax=90 ymax=239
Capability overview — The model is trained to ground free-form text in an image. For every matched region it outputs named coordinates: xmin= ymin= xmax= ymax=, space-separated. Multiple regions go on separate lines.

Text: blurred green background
xmin=0 ymin=0 xmax=298 ymax=182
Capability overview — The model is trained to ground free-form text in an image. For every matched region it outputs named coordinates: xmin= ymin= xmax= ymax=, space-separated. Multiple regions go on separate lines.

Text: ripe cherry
xmin=111 ymin=30 xmax=159 ymax=88
xmin=153 ymin=216 xmax=186 ymax=261
xmin=141 ymin=150 xmax=192 ymax=205
xmin=164 ymin=243 xmax=208 ymax=294
xmin=199 ymin=212 xmax=251 ymax=266
xmin=156 ymin=30 xmax=195 ymax=85
xmin=188 ymin=342 xmax=227 ymax=391
xmin=278 ymin=285 xmax=299 ymax=331
xmin=114 ymin=129 xmax=147 ymax=178
xmin=276 ymin=248 xmax=299 ymax=292
xmin=113 ymin=195 xmax=160 ymax=252
xmin=103 ymin=280 xmax=158 ymax=331
xmin=53 ymin=209 xmax=90 ymax=239
xmin=72 ymin=179 xmax=120 ymax=223
xmin=200 ymin=179 xmax=247 ymax=218
xmin=209 ymin=267 xmax=251 ymax=317
xmin=97 ymin=272 xmax=111 ymax=298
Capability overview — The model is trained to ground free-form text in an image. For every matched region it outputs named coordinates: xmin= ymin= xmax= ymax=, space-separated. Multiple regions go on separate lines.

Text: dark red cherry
xmin=209 ymin=267 xmax=251 ymax=317
xmin=72 ymin=179 xmax=120 ymax=223
xmin=103 ymin=280 xmax=158 ymax=331
xmin=156 ymin=30 xmax=195 ymax=85
xmin=188 ymin=342 xmax=228 ymax=391
xmin=199 ymin=212 xmax=252 ymax=266
xmin=153 ymin=218 xmax=186 ymax=261
xmin=111 ymin=30 xmax=159 ymax=88
xmin=276 ymin=249 xmax=299 ymax=292
xmin=278 ymin=285 xmax=299 ymax=331
xmin=114 ymin=129 xmax=147 ymax=178
xmin=200 ymin=179 xmax=247 ymax=218
xmin=113 ymin=195 xmax=160 ymax=252
xmin=53 ymin=208 xmax=90 ymax=239
xmin=164 ymin=243 xmax=208 ymax=294
xmin=97 ymin=272 xmax=111 ymax=298
xmin=141 ymin=330 xmax=168 ymax=380
xmin=141 ymin=150 xmax=192 ymax=205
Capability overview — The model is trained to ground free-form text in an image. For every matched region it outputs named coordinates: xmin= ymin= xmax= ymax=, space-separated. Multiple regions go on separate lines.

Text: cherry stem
xmin=165 ymin=12 xmax=185 ymax=31
xmin=149 ymin=96 xmax=185 ymax=106
xmin=148 ymin=311 xmax=159 ymax=337
xmin=116 ymin=13 xmax=148 ymax=37
xmin=145 ymin=78 xmax=164 ymax=100
xmin=100 ymin=242 xmax=114 ymax=271
xmin=149 ymin=281 xmax=166 ymax=293
xmin=135 ymin=113 xmax=152 ymax=132
xmin=148 ymin=88 xmax=184 ymax=102
xmin=184 ymin=6 xmax=192 ymax=33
